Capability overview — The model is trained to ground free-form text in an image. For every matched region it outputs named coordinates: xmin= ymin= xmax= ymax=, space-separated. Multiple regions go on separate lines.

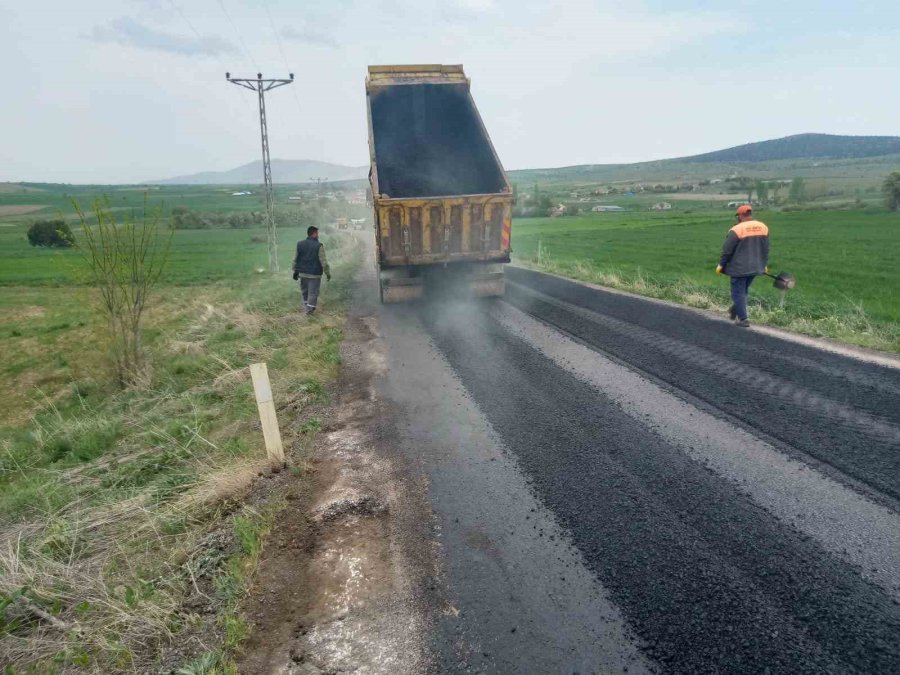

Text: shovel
xmin=763 ymin=271 xmax=796 ymax=290
xmin=761 ymin=270 xmax=795 ymax=307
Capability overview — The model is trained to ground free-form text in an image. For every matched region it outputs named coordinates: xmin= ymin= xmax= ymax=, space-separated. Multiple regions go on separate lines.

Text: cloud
xmin=87 ymin=17 xmax=237 ymax=56
xmin=281 ymin=25 xmax=338 ymax=48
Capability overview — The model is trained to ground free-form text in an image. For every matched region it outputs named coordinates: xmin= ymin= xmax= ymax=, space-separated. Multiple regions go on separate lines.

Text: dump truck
xmin=366 ymin=64 xmax=513 ymax=302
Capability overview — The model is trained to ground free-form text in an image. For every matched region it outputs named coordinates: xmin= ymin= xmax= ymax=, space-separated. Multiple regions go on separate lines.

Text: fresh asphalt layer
xmin=505 ymin=267 xmax=900 ymax=505
xmin=373 ymin=266 xmax=900 ymax=673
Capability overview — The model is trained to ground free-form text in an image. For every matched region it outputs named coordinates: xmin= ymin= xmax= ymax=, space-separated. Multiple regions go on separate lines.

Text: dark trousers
xmin=730 ymin=275 xmax=755 ymax=321
xmin=300 ymin=276 xmax=321 ymax=314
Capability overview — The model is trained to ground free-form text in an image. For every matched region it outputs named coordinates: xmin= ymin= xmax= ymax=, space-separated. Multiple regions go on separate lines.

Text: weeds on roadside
xmin=0 ymin=232 xmax=360 ymax=672
xmin=73 ymin=196 xmax=173 ymax=387
xmin=522 ymin=253 xmax=900 ymax=352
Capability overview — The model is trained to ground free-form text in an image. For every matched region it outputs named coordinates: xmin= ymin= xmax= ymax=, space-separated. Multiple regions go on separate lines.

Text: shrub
xmin=75 ymin=197 xmax=172 ymax=386
xmin=27 ymin=219 xmax=74 ymax=247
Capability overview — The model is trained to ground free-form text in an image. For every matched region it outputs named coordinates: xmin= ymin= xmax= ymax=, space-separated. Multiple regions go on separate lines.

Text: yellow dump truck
xmin=366 ymin=64 xmax=513 ymax=302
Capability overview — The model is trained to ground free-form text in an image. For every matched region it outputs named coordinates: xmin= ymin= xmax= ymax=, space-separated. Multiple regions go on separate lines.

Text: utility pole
xmin=226 ymin=72 xmax=294 ymax=272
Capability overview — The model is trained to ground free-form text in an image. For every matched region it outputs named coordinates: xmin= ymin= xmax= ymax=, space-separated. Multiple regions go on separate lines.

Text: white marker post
xmin=249 ymin=362 xmax=286 ymax=465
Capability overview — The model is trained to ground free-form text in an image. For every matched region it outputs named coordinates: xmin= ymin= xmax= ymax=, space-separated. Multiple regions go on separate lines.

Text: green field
xmin=1 ymin=219 xmax=306 ymax=286
xmin=0 ymin=188 xmax=360 ymax=672
xmin=512 ymin=208 xmax=900 ymax=351
xmin=0 ymin=182 xmax=369 ymax=232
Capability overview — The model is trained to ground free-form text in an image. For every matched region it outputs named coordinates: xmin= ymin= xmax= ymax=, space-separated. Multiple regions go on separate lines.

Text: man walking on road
xmin=716 ymin=204 xmax=769 ymax=327
xmin=292 ymin=226 xmax=331 ymax=315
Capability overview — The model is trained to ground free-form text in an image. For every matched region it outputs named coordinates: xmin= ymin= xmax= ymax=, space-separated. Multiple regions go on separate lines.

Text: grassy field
xmin=508 ymin=152 xmax=900 ymax=192
xmin=0 ymin=202 xmax=360 ymax=672
xmin=0 ymin=182 xmax=369 ymax=232
xmin=512 ymin=208 xmax=900 ymax=352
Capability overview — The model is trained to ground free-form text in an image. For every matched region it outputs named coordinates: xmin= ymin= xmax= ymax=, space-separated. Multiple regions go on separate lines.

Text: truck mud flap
xmin=381 ymin=276 xmax=424 ymax=303
xmin=381 ymin=266 xmax=505 ymax=303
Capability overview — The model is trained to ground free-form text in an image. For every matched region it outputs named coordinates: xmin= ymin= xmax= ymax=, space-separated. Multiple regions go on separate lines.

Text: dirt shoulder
xmin=236 ymin=237 xmax=434 ymax=674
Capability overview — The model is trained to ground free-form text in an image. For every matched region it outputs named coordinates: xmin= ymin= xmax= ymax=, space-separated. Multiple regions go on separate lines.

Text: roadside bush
xmin=883 ymin=170 xmax=900 ymax=211
xmin=171 ymin=207 xmax=262 ymax=230
xmin=27 ymin=219 xmax=73 ymax=247
xmin=75 ymin=197 xmax=173 ymax=386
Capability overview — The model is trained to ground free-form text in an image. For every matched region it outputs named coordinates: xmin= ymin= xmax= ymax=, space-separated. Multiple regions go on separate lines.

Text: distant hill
xmin=509 ymin=134 xmax=900 ymax=187
xmin=152 ymin=159 xmax=368 ymax=185
xmin=152 ymin=134 xmax=899 ymax=188
xmin=682 ymin=133 xmax=900 ymax=163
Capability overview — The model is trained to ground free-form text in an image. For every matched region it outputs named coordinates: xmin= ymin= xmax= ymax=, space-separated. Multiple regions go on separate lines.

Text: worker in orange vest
xmin=716 ymin=204 xmax=769 ymax=327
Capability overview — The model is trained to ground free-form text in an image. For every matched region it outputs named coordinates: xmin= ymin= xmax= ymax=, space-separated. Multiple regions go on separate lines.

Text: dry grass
xmin=521 ymin=253 xmax=900 ymax=353
xmin=0 ymin=234 xmax=360 ymax=672
xmin=0 ymin=184 xmax=45 ymax=194
xmin=0 ymin=205 xmax=48 ymax=216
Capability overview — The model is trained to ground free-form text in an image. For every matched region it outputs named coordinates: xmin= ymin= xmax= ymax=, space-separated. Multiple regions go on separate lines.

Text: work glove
xmin=715 ymin=265 xmax=723 ymax=275
xmin=292 ymin=271 xmax=299 ymax=281
xmin=326 ymin=272 xmax=332 ymax=282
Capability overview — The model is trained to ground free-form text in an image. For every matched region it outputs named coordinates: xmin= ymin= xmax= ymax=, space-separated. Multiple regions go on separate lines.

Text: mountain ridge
xmin=514 ymin=134 xmax=900 ymax=175
xmin=151 ymin=159 xmax=368 ymax=185
xmin=151 ymin=134 xmax=899 ymax=185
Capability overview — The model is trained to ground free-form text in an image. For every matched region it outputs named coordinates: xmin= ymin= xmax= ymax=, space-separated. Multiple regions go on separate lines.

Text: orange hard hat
xmin=736 ymin=204 xmax=752 ymax=216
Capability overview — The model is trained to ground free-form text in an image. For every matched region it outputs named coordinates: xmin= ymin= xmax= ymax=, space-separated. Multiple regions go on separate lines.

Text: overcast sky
xmin=2 ymin=0 xmax=898 ymax=183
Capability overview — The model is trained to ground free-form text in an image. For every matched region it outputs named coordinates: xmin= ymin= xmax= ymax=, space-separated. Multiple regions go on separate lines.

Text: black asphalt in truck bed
xmin=420 ymin=300 xmax=900 ymax=674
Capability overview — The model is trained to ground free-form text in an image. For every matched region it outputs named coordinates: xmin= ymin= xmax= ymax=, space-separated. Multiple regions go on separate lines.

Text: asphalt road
xmin=373 ymin=265 xmax=900 ymax=674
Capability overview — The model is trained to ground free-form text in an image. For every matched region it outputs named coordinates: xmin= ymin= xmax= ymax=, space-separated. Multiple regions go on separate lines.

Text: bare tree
xmin=74 ymin=197 xmax=173 ymax=386
xmin=883 ymin=170 xmax=900 ymax=212
xmin=789 ymin=177 xmax=806 ymax=203
xmin=754 ymin=180 xmax=769 ymax=206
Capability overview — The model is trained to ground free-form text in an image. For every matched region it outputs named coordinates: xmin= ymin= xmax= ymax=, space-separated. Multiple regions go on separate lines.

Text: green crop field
xmin=512 ymin=208 xmax=900 ymax=352
xmin=0 ymin=187 xmax=361 ymax=672
xmin=0 ymin=181 xmax=368 ymax=231
xmin=1 ymin=219 xmax=308 ymax=286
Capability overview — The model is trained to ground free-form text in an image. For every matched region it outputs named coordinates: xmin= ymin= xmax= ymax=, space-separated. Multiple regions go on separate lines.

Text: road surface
xmin=366 ymin=264 xmax=900 ymax=674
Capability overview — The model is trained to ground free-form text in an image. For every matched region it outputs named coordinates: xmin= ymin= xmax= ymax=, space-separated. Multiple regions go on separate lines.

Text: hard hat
xmin=736 ymin=204 xmax=752 ymax=216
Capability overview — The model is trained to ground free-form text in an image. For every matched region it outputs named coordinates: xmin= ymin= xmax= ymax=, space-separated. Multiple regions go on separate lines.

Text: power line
xmin=261 ymin=0 xmax=307 ymax=133
xmin=216 ymin=0 xmax=259 ymax=72
xmin=168 ymin=0 xmax=251 ymax=110
xmin=168 ymin=0 xmax=204 ymax=45
xmin=263 ymin=0 xmax=291 ymax=75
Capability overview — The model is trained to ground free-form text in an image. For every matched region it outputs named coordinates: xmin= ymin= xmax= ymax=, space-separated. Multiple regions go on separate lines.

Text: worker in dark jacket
xmin=716 ymin=204 xmax=769 ymax=327
xmin=292 ymin=226 xmax=331 ymax=315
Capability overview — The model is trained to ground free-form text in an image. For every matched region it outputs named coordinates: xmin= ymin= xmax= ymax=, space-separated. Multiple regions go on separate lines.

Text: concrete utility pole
xmin=226 ymin=72 xmax=294 ymax=272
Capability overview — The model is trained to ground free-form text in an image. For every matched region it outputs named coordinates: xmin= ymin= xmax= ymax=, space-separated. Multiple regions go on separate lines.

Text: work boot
xmin=728 ymin=304 xmax=737 ymax=320
xmin=735 ymin=318 xmax=750 ymax=328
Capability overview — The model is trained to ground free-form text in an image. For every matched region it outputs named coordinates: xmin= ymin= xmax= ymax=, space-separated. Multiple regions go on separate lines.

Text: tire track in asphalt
xmin=492 ymin=301 xmax=900 ymax=600
xmin=420 ymin=301 xmax=900 ymax=674
xmin=376 ymin=304 xmax=653 ymax=674
xmin=504 ymin=269 xmax=900 ymax=503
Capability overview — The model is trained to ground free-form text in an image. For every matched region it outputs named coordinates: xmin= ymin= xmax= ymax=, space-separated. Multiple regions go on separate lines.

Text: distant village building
xmin=651 ymin=202 xmax=672 ymax=210
xmin=549 ymin=204 xmax=568 ymax=217
xmin=592 ymin=205 xmax=625 ymax=212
